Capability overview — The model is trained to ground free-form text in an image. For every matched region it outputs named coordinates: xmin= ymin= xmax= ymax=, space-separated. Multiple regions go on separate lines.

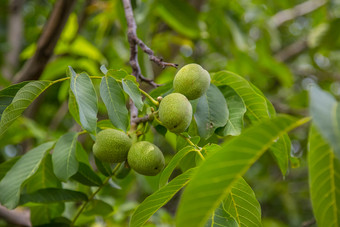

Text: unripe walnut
xmin=173 ymin=63 xmax=210 ymax=100
xmin=158 ymin=93 xmax=192 ymax=133
xmin=127 ymin=141 xmax=165 ymax=176
xmin=93 ymin=129 xmax=132 ymax=163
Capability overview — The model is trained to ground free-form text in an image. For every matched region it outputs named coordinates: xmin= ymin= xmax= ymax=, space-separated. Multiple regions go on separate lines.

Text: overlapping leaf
xmin=195 ymin=84 xmax=229 ymax=139
xmin=308 ymin=126 xmax=340 ymax=227
xmin=224 ymin=178 xmax=262 ymax=227
xmin=216 ymin=85 xmax=246 ymax=136
xmin=130 ymin=168 xmax=196 ymax=227
xmin=159 ymin=146 xmax=195 ymax=187
xmin=309 ymin=85 xmax=340 ymax=159
xmin=71 ymin=162 xmax=102 ymax=186
xmin=0 ymin=142 xmax=55 ymax=209
xmin=19 ymin=188 xmax=88 ymax=205
xmin=0 ymin=81 xmax=29 ymax=118
xmin=122 ymin=78 xmax=143 ymax=110
xmin=100 ymin=76 xmax=129 ymax=131
xmin=69 ymin=67 xmax=98 ymax=133
xmin=205 ymin=202 xmax=238 ymax=227
xmin=52 ymin=132 xmax=79 ymax=181
xmin=176 ymin=115 xmax=309 ymax=227
xmin=0 ymin=80 xmax=53 ymax=137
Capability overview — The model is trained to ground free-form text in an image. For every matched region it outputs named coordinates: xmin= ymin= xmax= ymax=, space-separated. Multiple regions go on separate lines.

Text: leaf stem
xmin=179 ymin=133 xmax=200 ymax=150
xmin=71 ymin=163 xmax=122 ymax=226
xmin=196 ymin=150 xmax=205 ymax=161
xmin=139 ymin=88 xmax=159 ymax=106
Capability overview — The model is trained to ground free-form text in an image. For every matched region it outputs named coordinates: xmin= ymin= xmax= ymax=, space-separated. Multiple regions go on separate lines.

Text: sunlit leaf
xmin=308 ymin=126 xmax=340 ymax=227
xmin=130 ymin=168 xmax=195 ymax=227
xmin=224 ymin=178 xmax=262 ymax=227
xmin=0 ymin=142 xmax=55 ymax=209
xmin=176 ymin=115 xmax=309 ymax=227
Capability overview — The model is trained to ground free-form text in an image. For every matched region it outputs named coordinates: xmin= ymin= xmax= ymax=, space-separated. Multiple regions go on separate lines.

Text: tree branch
xmin=0 ymin=205 xmax=31 ymax=227
xmin=270 ymin=0 xmax=327 ymax=27
xmin=274 ymin=38 xmax=308 ymax=62
xmin=121 ymin=0 xmax=177 ymax=88
xmin=2 ymin=0 xmax=25 ymax=80
xmin=13 ymin=0 xmax=76 ymax=83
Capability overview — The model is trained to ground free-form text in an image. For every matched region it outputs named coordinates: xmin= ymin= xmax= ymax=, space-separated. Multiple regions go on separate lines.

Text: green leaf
xmin=212 ymin=71 xmax=289 ymax=176
xmin=68 ymin=88 xmax=81 ymax=125
xmin=71 ymin=162 xmax=102 ymax=186
xmin=308 ymin=126 xmax=340 ymax=227
xmin=30 ymin=203 xmax=65 ymax=226
xmin=0 ymin=81 xmax=53 ymax=137
xmin=106 ymin=69 xmax=128 ymax=80
xmin=0 ymin=156 xmax=20 ymax=181
xmin=211 ymin=71 xmax=269 ymax=122
xmin=0 ymin=141 xmax=55 ymax=209
xmin=19 ymin=188 xmax=88 ymax=205
xmin=216 ymin=85 xmax=246 ymax=136
xmin=0 ymin=81 xmax=29 ymax=119
xmin=83 ymin=199 xmax=113 ymax=217
xmin=69 ymin=67 xmax=98 ymax=133
xmin=122 ymin=78 xmax=143 ymax=110
xmin=156 ymin=0 xmax=200 ymax=38
xmin=205 ymin=202 xmax=239 ymax=227
xmin=269 ymin=133 xmax=290 ymax=177
xmin=52 ymin=132 xmax=79 ymax=181
xmin=159 ymin=146 xmax=195 ymax=187
xmin=224 ymin=178 xmax=262 ymax=227
xmin=95 ymin=157 xmax=112 ymax=177
xmin=130 ymin=168 xmax=195 ymax=227
xmin=309 ymin=85 xmax=340 ymax=160
xmin=176 ymin=115 xmax=309 ymax=227
xmin=195 ymin=84 xmax=229 ymax=139
xmin=25 ymin=153 xmax=61 ymax=193
xmin=100 ymin=76 xmax=129 ymax=132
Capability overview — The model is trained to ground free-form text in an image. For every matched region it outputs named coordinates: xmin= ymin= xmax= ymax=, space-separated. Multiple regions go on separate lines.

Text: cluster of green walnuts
xmin=93 ymin=64 xmax=210 ymax=176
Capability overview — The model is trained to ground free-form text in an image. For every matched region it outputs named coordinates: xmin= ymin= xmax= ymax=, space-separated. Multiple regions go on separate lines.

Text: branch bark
xmin=13 ymin=0 xmax=76 ymax=83
xmin=270 ymin=0 xmax=327 ymax=27
xmin=122 ymin=0 xmax=177 ymax=88
xmin=274 ymin=38 xmax=308 ymax=62
xmin=2 ymin=0 xmax=25 ymax=80
xmin=0 ymin=205 xmax=31 ymax=227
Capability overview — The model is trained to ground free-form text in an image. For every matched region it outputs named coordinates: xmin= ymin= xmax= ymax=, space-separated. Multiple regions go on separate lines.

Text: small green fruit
xmin=173 ymin=63 xmax=210 ymax=100
xmin=158 ymin=93 xmax=192 ymax=133
xmin=127 ymin=141 xmax=165 ymax=176
xmin=93 ymin=129 xmax=132 ymax=163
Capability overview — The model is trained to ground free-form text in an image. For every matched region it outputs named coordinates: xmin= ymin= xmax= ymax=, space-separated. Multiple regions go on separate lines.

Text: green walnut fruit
xmin=158 ymin=93 xmax=192 ymax=133
xmin=127 ymin=141 xmax=165 ymax=176
xmin=173 ymin=63 xmax=210 ymax=100
xmin=93 ymin=129 xmax=132 ymax=163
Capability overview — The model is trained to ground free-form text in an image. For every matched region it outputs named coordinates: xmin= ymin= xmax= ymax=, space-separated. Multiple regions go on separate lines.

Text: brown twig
xmin=13 ymin=0 xmax=76 ymax=83
xmin=121 ymin=0 xmax=177 ymax=88
xmin=270 ymin=0 xmax=327 ymax=27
